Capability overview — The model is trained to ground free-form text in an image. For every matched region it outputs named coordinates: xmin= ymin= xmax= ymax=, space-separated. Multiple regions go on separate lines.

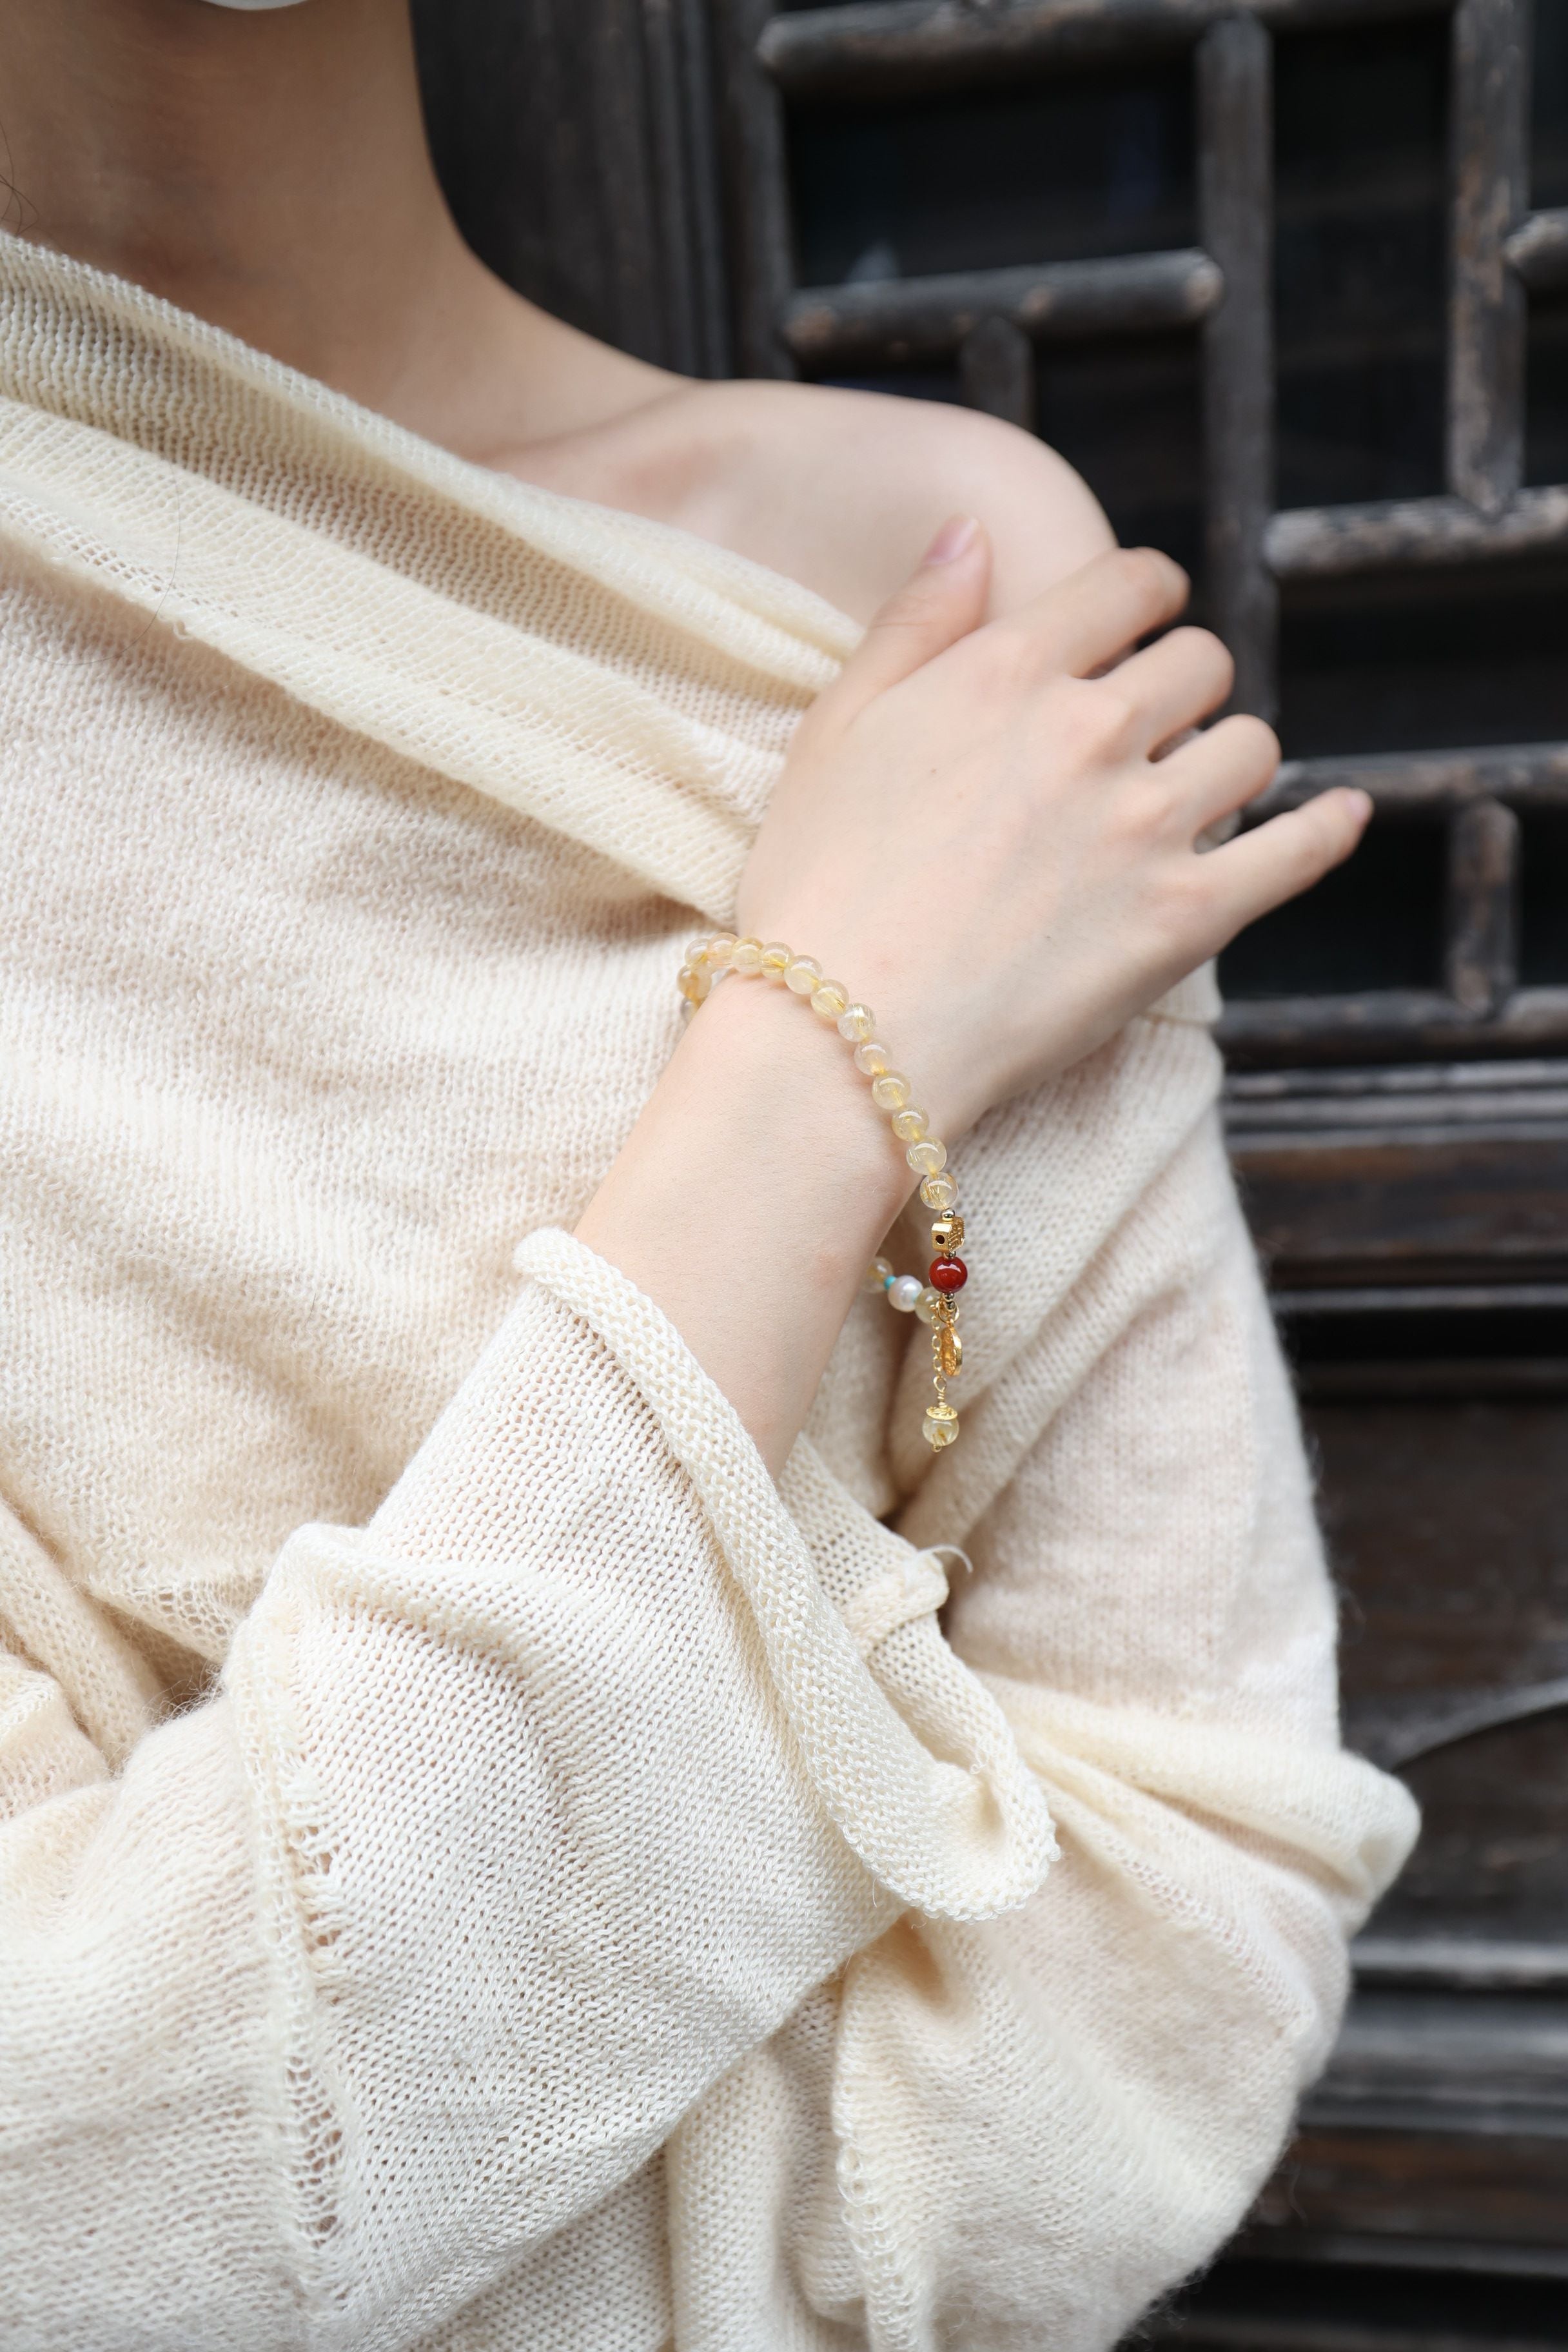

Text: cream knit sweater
xmin=0 ymin=233 xmax=1416 ymax=2352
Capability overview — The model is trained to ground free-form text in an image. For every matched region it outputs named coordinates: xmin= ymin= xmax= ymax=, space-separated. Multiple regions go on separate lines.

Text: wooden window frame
xmin=712 ymin=0 xmax=1561 ymax=1068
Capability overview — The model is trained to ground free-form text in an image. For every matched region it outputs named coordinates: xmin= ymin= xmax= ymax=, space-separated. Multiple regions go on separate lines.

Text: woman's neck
xmin=0 ymin=0 xmax=669 ymax=451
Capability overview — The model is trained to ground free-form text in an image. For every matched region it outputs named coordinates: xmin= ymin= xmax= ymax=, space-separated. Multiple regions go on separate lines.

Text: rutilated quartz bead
xmin=914 ymin=1286 xmax=945 ymax=1326
xmin=890 ymin=1107 xmax=928 ymax=1143
xmin=810 ymin=981 xmax=849 ymax=1020
xmin=863 ymin=1256 xmax=894 ymax=1291
xmin=853 ymin=1039 xmax=892 ymax=1077
xmin=870 ymin=1071 xmax=912 ymax=1112
xmin=919 ymin=1172 xmax=958 ymax=1211
xmin=837 ymin=1003 xmax=876 ymax=1043
xmin=676 ymin=962 xmax=710 ymax=1004
xmin=731 ymin=937 xmax=764 ymax=973
xmin=702 ymin=933 xmax=738 ymax=966
xmin=906 ymin=1137 xmax=947 ymax=1176
xmin=784 ymin=954 xmax=823 ymax=994
xmin=923 ymin=1401 xmax=960 ymax=1451
xmin=760 ymin=941 xmax=792 ymax=977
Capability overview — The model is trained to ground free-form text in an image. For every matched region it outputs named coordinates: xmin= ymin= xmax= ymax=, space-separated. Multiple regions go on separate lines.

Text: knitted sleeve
xmin=0 ymin=1245 xmax=1054 ymax=2350
xmin=663 ymin=1101 xmax=1419 ymax=2350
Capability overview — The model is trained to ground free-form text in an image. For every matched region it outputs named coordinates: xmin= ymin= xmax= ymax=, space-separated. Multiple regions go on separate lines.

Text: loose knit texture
xmin=0 ymin=231 xmax=1417 ymax=2352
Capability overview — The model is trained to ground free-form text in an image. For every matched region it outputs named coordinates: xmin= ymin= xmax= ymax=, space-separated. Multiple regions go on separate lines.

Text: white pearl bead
xmin=837 ymin=1003 xmax=876 ymax=1043
xmin=784 ymin=954 xmax=823 ymax=994
xmin=887 ymin=1274 xmax=924 ymax=1313
xmin=906 ymin=1137 xmax=947 ymax=1175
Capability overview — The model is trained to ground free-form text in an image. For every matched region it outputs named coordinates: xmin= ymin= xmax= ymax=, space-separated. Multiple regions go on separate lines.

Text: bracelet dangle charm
xmin=676 ymin=931 xmax=968 ymax=1451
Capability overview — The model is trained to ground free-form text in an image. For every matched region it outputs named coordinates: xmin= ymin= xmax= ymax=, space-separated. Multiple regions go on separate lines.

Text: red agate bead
xmin=928 ymin=1255 xmax=968 ymax=1293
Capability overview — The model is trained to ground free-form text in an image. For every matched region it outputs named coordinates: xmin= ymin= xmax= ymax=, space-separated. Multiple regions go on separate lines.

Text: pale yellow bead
xmin=853 ymin=1040 xmax=892 ymax=1077
xmin=914 ymin=1286 xmax=945 ymax=1326
xmin=890 ymin=1107 xmax=928 ymax=1143
xmin=810 ymin=981 xmax=849 ymax=1020
xmin=731 ymin=936 xmax=764 ymax=973
xmin=676 ymin=962 xmax=710 ymax=1004
xmin=760 ymin=941 xmax=792 ymax=977
xmin=863 ymin=1256 xmax=894 ymax=1293
xmin=784 ymin=954 xmax=823 ymax=994
xmin=870 ymin=1071 xmax=912 ymax=1113
xmin=703 ymin=932 xmax=738 ymax=967
xmin=923 ymin=1402 xmax=960 ymax=1451
xmin=919 ymin=1172 xmax=958 ymax=1211
xmin=906 ymin=1136 xmax=947 ymax=1175
xmin=837 ymin=1003 xmax=876 ymax=1043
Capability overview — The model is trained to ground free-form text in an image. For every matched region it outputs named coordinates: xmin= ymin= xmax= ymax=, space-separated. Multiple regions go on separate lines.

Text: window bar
xmin=1505 ymin=203 xmax=1568 ymax=291
xmin=1444 ymin=797 xmax=1520 ymax=1015
xmin=1253 ymin=740 xmax=1568 ymax=813
xmin=719 ymin=0 xmax=800 ymax=377
xmin=958 ymin=315 xmax=1037 ymax=429
xmin=1448 ymin=0 xmax=1531 ymax=514
xmin=1197 ymin=13 xmax=1277 ymax=721
xmin=758 ymin=0 xmax=1452 ymax=106
xmin=782 ymin=250 xmax=1223 ymax=373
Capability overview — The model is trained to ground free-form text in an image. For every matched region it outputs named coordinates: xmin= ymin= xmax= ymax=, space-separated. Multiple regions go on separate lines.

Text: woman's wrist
xmin=574 ymin=964 xmax=915 ymax=1474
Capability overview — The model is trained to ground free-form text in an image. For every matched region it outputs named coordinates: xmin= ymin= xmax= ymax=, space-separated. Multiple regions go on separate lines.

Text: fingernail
xmin=922 ymin=514 xmax=979 ymax=566
xmin=1344 ymin=788 xmax=1374 ymax=823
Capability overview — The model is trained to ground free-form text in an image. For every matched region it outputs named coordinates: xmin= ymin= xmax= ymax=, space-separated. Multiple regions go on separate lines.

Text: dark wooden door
xmin=415 ymin=5 xmax=1568 ymax=2341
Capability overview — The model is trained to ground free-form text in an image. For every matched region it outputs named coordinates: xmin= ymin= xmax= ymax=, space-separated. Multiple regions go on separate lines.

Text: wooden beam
xmin=1505 ymin=205 xmax=1568 ymax=292
xmin=1250 ymin=740 xmax=1568 ymax=817
xmin=1264 ymin=484 xmax=1568 ymax=576
xmin=1197 ymin=14 xmax=1277 ymax=720
xmin=1219 ymin=987 xmax=1568 ymax=1066
xmin=1444 ymin=797 xmax=1519 ymax=1017
xmin=782 ymin=249 xmax=1222 ymax=369
xmin=1448 ymin=0 xmax=1532 ymax=514
xmin=712 ymin=0 xmax=800 ymax=376
xmin=759 ymin=0 xmax=1452 ymax=103
xmin=957 ymin=315 xmax=1036 ymax=427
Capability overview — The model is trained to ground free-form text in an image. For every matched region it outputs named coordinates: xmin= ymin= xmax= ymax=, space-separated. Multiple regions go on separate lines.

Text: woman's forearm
xmin=575 ymin=970 xmax=912 ymax=1476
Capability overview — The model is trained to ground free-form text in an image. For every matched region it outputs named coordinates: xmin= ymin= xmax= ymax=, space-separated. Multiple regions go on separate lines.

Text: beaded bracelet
xmin=677 ymin=932 xmax=968 ymax=1452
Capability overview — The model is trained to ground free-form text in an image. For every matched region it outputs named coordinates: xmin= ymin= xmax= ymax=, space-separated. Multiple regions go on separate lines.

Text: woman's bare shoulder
xmin=663 ymin=377 xmax=1116 ymax=622
xmin=531 ymin=372 xmax=1116 ymax=623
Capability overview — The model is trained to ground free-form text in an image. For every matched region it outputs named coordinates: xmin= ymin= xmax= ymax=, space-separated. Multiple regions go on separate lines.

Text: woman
xmin=0 ymin=2 xmax=1416 ymax=2347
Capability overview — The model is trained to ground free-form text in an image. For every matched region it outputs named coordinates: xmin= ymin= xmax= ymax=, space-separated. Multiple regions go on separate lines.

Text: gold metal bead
xmin=930 ymin=1213 xmax=965 ymax=1254
xmin=938 ymin=1328 xmax=963 ymax=1378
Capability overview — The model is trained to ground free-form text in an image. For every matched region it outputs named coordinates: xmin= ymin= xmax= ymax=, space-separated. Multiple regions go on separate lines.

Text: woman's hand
xmin=736 ymin=518 xmax=1367 ymax=1139
xmin=582 ymin=518 xmax=1368 ymax=1471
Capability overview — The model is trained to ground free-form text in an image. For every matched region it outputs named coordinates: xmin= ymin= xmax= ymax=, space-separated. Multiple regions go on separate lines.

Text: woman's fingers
xmin=1200 ymin=789 xmax=1373 ymax=946
xmin=825 ymin=514 xmax=993 ymax=719
xmin=995 ymin=545 xmax=1190 ymax=681
xmin=1159 ymin=710 xmax=1282 ymax=826
xmin=1110 ymin=625 xmax=1234 ymax=754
